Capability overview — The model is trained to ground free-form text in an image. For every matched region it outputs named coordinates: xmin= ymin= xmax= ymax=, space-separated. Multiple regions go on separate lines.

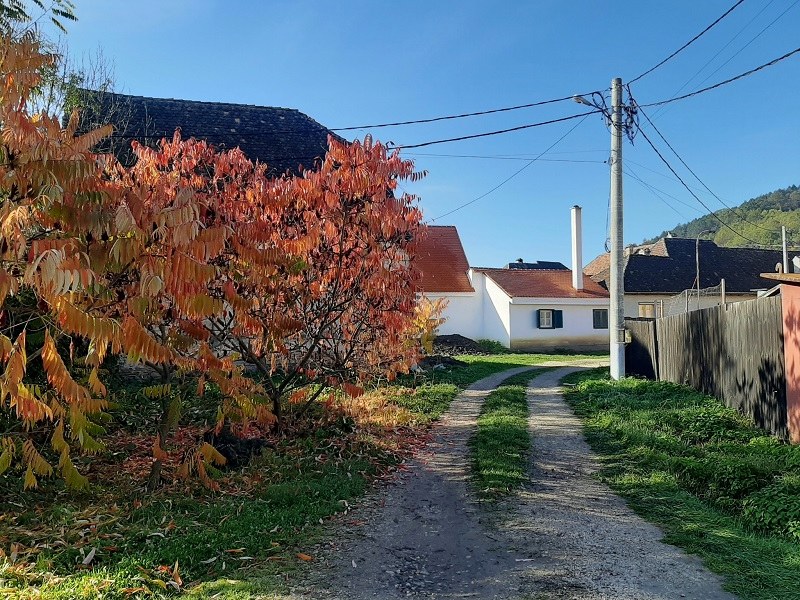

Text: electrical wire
xmin=683 ymin=0 xmax=800 ymax=98
xmin=405 ymin=151 xmax=605 ymax=164
xmin=623 ymin=167 xmax=703 ymax=214
xmin=625 ymin=166 xmax=692 ymax=219
xmin=101 ymin=90 xmax=604 ymax=139
xmin=636 ymin=124 xmax=777 ymax=247
xmin=428 ymin=114 xmax=591 ymax=223
xmin=650 ymin=0 xmax=778 ymax=119
xmin=391 ymin=111 xmax=600 ymax=150
xmin=629 ymin=0 xmax=747 ymax=84
xmin=637 ymin=104 xmax=779 ymax=234
xmin=640 ymin=44 xmax=800 ymax=107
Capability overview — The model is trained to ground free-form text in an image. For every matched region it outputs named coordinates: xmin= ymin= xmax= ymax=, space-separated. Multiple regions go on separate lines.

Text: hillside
xmin=644 ymin=185 xmax=800 ymax=247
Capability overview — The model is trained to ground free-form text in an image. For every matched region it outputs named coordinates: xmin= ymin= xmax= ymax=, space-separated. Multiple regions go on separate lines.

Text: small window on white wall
xmin=536 ymin=309 xmax=563 ymax=329
xmin=638 ymin=303 xmax=656 ymax=318
xmin=593 ymin=309 xmax=609 ymax=329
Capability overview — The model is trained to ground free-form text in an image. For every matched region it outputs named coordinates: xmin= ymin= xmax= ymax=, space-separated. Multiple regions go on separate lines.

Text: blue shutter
xmin=535 ymin=309 xmax=542 ymax=328
xmin=554 ymin=310 xmax=563 ymax=329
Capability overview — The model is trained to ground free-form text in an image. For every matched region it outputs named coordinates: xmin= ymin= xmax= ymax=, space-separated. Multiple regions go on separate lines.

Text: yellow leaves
xmin=42 ymin=330 xmax=91 ymax=407
xmin=141 ymin=384 xmax=171 ymax=399
xmin=22 ymin=439 xmax=53 ymax=478
xmin=198 ymin=442 xmax=226 ymax=466
xmin=122 ymin=317 xmax=173 ymax=365
xmin=0 ymin=438 xmax=14 ymax=476
xmin=51 ymin=420 xmax=69 ymax=453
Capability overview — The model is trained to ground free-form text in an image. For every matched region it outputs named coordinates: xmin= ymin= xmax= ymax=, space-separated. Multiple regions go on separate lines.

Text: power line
xmin=429 ymin=114 xmax=591 ymax=223
xmin=686 ymin=0 xmax=799 ymax=97
xmin=629 ymin=0 xmax=747 ymax=84
xmin=637 ymin=104 xmax=778 ymax=234
xmin=640 ymin=44 xmax=800 ymax=107
xmin=405 ymin=151 xmax=605 ymax=164
xmin=636 ymin=123 xmax=776 ymax=247
xmin=392 ymin=111 xmax=600 ymax=150
xmin=625 ymin=166 xmax=692 ymax=219
xmin=329 ymin=93 xmax=597 ymax=131
xmin=650 ymin=0 xmax=778 ymax=118
xmin=101 ymin=91 xmax=605 ymax=140
xmin=624 ymin=167 xmax=702 ymax=214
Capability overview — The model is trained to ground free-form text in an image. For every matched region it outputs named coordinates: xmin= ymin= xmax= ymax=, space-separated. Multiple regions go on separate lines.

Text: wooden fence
xmin=625 ymin=296 xmax=787 ymax=438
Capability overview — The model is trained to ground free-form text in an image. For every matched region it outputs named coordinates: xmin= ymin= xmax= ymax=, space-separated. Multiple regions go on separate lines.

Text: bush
xmin=672 ymin=452 xmax=782 ymax=511
xmin=475 ymin=339 xmax=508 ymax=354
xmin=743 ymin=476 xmax=800 ymax=540
xmin=666 ymin=407 xmax=755 ymax=446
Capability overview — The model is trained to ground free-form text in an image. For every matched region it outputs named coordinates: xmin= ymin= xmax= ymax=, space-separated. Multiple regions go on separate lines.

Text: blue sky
xmin=45 ymin=0 xmax=800 ymax=268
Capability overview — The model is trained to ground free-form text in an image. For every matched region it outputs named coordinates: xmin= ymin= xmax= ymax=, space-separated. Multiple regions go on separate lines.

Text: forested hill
xmin=644 ymin=185 xmax=800 ymax=247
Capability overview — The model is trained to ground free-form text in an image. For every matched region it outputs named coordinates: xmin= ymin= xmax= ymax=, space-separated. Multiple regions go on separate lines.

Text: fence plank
xmin=646 ymin=296 xmax=787 ymax=438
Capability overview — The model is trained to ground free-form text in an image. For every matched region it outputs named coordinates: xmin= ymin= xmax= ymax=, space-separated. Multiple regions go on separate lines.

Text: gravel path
xmin=298 ymin=363 xmax=735 ymax=600
xmin=501 ymin=367 xmax=735 ymax=599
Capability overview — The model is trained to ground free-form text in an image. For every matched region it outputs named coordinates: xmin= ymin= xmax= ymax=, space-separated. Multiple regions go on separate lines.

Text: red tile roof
xmin=414 ymin=226 xmax=474 ymax=293
xmin=475 ymin=268 xmax=609 ymax=299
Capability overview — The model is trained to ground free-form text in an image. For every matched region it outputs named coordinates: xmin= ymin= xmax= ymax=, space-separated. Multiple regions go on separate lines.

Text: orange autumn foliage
xmin=0 ymin=31 xmax=426 ymax=491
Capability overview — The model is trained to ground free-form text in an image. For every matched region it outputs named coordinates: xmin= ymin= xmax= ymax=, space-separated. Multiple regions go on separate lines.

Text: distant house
xmin=585 ymin=237 xmax=797 ymax=318
xmin=416 ymin=208 xmax=609 ymax=351
xmin=77 ymin=90 xmax=337 ymax=176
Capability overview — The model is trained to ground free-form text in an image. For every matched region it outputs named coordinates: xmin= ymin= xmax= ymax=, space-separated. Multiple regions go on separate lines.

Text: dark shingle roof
xmin=78 ymin=90 xmax=338 ymax=175
xmin=588 ymin=237 xmax=794 ymax=293
xmin=506 ymin=261 xmax=569 ymax=270
xmin=414 ymin=226 xmax=474 ymax=293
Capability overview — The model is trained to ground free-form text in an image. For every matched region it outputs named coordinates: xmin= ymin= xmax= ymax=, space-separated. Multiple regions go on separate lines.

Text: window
xmin=536 ymin=309 xmax=563 ymax=329
xmin=593 ymin=309 xmax=608 ymax=329
xmin=638 ymin=302 xmax=656 ymax=318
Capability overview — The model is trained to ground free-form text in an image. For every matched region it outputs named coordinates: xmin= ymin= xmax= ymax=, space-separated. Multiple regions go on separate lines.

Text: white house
xmin=416 ymin=207 xmax=610 ymax=351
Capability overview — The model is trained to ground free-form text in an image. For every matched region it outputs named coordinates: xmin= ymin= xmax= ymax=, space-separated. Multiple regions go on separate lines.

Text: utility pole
xmin=609 ymin=77 xmax=625 ymax=380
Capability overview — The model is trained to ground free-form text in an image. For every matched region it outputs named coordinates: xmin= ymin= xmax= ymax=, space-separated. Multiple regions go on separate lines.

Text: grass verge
xmin=0 ymin=353 xmax=600 ymax=599
xmin=471 ymin=369 xmax=546 ymax=498
xmin=563 ymin=369 xmax=800 ymax=600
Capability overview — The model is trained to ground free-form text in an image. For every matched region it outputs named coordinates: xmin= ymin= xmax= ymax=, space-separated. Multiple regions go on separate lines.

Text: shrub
xmin=476 ymin=339 xmax=508 ymax=354
xmin=743 ymin=476 xmax=800 ymax=540
xmin=666 ymin=407 xmax=755 ymax=446
xmin=672 ymin=454 xmax=780 ymax=510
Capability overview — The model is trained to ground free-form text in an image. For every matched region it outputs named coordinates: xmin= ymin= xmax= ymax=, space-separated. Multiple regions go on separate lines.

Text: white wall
xmin=481 ymin=273 xmax=511 ymax=346
xmin=508 ymin=299 xmax=609 ymax=351
xmin=625 ymin=292 xmax=755 ymax=318
xmin=426 ymin=292 xmax=482 ymax=340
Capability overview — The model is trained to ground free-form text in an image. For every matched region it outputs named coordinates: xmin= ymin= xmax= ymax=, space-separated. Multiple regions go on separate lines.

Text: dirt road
xmin=297 ymin=364 xmax=735 ymax=599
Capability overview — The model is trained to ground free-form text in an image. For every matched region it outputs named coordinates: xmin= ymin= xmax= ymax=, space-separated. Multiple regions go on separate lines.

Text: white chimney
xmin=571 ymin=205 xmax=584 ymax=290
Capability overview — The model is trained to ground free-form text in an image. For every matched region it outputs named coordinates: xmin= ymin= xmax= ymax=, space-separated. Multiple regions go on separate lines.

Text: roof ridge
xmin=79 ymin=88 xmax=304 ymax=113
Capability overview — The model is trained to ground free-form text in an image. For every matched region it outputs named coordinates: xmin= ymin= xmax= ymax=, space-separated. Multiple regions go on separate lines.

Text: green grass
xmin=563 ymin=369 xmax=800 ymax=600
xmin=470 ymin=369 xmax=546 ymax=498
xmin=0 ymin=353 xmax=603 ymax=599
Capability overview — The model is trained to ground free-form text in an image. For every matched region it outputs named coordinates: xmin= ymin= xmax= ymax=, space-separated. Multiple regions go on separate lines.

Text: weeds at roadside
xmin=563 ymin=369 xmax=800 ymax=600
xmin=471 ymin=369 xmax=547 ymax=498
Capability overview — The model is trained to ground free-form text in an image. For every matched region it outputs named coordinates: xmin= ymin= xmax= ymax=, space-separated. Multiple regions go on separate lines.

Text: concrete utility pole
xmin=609 ymin=77 xmax=625 ymax=380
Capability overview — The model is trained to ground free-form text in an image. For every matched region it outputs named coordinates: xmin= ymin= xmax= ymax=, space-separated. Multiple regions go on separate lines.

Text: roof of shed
xmin=415 ymin=226 xmax=474 ymax=293
xmin=77 ymin=90 xmax=337 ymax=175
xmin=474 ymin=268 xmax=609 ymax=299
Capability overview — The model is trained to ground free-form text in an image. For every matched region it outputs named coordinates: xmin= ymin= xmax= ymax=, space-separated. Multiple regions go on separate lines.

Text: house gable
xmin=415 ymin=226 xmax=474 ymax=293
